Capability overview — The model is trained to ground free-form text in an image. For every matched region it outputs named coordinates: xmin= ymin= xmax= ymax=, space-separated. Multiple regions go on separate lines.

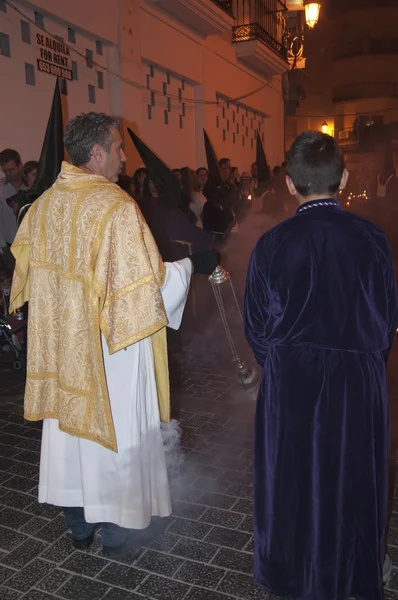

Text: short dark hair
xmin=287 ymin=131 xmax=344 ymax=197
xmin=196 ymin=167 xmax=208 ymax=175
xmin=64 ymin=112 xmax=120 ymax=166
xmin=281 ymin=161 xmax=287 ymax=168
xmin=0 ymin=149 xmax=21 ymax=166
xmin=219 ymin=158 xmax=230 ymax=169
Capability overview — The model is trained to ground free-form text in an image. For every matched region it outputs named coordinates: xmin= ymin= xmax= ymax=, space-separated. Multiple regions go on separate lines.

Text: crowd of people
xmin=0 ymin=145 xmax=290 ymax=282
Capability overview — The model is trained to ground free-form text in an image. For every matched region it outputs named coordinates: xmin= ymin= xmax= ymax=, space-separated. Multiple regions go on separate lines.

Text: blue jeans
xmin=62 ymin=507 xmax=128 ymax=548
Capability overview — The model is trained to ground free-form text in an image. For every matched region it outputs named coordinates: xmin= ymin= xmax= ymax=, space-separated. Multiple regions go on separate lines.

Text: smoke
xmin=161 ymin=419 xmax=184 ymax=478
xmin=162 ymin=210 xmax=288 ymax=503
xmin=180 ymin=210 xmax=281 ymax=369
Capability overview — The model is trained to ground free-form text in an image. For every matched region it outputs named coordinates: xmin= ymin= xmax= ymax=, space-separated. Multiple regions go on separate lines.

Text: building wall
xmin=285 ymin=1 xmax=398 ymax=151
xmin=0 ymin=0 xmax=112 ymax=163
xmin=0 ymin=0 xmax=286 ymax=174
xmin=284 ymin=14 xmax=334 ymax=151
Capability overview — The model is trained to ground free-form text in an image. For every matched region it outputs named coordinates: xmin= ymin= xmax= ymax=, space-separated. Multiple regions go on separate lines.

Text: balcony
xmin=232 ymin=0 xmax=289 ymax=76
xmin=149 ymin=0 xmax=234 ymax=36
xmin=334 ymin=129 xmax=358 ymax=144
xmin=334 ymin=38 xmax=398 ymax=60
xmin=333 ymin=82 xmax=398 ymax=103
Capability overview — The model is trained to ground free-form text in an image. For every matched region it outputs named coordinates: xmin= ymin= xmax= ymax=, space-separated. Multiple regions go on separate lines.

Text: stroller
xmin=0 ymin=288 xmax=27 ymax=371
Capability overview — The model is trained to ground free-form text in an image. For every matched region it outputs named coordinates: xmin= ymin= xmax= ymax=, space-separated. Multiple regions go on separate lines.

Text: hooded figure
xmin=128 ymin=128 xmax=213 ymax=261
xmin=201 ymin=129 xmax=235 ymax=235
xmin=16 ymin=78 xmax=64 ymax=224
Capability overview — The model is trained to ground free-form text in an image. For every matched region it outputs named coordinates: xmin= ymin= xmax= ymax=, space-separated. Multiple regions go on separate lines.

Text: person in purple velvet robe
xmin=244 ymin=131 xmax=398 ymax=600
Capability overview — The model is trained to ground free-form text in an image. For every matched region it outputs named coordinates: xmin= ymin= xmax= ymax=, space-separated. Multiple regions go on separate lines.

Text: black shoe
xmin=102 ymin=542 xmax=130 ymax=559
xmin=72 ymin=532 xmax=95 ymax=550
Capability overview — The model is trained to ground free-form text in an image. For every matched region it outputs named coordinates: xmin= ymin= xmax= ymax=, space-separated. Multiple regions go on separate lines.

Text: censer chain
xmin=228 ymin=278 xmax=243 ymax=325
xmin=211 ymin=281 xmax=241 ymax=363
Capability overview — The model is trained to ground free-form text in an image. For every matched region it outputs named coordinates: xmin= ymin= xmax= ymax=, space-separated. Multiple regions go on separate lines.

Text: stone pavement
xmin=0 ymin=210 xmax=398 ymax=600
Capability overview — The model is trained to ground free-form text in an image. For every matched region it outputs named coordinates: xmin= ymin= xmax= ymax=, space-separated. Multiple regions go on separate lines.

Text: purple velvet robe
xmin=244 ymin=200 xmax=398 ymax=600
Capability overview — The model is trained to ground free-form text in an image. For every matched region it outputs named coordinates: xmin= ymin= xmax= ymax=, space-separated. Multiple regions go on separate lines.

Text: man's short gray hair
xmin=64 ymin=112 xmax=120 ymax=167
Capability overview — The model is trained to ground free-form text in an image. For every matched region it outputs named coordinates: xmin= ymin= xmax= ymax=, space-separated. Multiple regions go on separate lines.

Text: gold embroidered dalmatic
xmin=10 ymin=162 xmax=169 ymax=452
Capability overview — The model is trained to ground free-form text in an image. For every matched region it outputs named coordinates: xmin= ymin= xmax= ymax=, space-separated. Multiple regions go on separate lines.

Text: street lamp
xmin=321 ymin=121 xmax=328 ymax=134
xmin=285 ymin=1 xmax=322 ymax=69
xmin=304 ymin=1 xmax=321 ymax=28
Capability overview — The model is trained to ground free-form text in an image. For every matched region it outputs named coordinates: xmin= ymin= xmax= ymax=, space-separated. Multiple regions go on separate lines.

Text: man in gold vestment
xmin=10 ymin=112 xmax=219 ymax=556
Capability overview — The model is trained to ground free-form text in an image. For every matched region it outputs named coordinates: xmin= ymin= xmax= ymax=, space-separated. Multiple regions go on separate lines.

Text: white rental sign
xmin=36 ymin=33 xmax=73 ymax=81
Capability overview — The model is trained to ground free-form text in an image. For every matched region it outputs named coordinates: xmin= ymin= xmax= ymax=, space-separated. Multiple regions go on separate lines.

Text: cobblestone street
xmin=1 ymin=208 xmax=398 ymax=600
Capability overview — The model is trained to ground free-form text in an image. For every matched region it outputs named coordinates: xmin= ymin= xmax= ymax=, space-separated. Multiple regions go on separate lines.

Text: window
xmin=167 ymin=97 xmax=171 ymax=111
xmin=97 ymin=71 xmax=104 ymax=89
xmin=151 ymin=92 xmax=155 ymax=107
xmin=178 ymin=88 xmax=182 ymax=101
xmin=88 ymin=84 xmax=96 ymax=104
xmin=25 ymin=63 xmax=35 ymax=86
xmin=149 ymin=65 xmax=154 ymax=77
xmin=0 ymin=33 xmax=10 ymax=57
xmin=162 ymin=82 xmax=167 ymax=96
xmin=182 ymin=103 xmax=185 ymax=117
xmin=167 ymin=73 xmax=170 ymax=85
xmin=68 ymin=28 xmax=76 ymax=43
xmin=147 ymin=105 xmax=152 ymax=120
xmin=179 ymin=115 xmax=183 ymax=129
xmin=96 ymin=40 xmax=103 ymax=55
xmin=35 ymin=12 xmax=44 ymax=30
xmin=164 ymin=110 xmax=168 ymax=125
xmin=21 ymin=20 xmax=31 ymax=44
xmin=0 ymin=1 xmax=7 ymax=13
xmin=86 ymin=49 xmax=93 ymax=68
xmin=72 ymin=61 xmax=78 ymax=80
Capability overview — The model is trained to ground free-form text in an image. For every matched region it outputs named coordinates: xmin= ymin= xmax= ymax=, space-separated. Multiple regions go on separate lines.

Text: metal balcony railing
xmin=334 ymin=38 xmax=398 ymax=60
xmin=212 ymin=0 xmax=234 ymax=14
xmin=333 ymin=82 xmax=398 ymax=103
xmin=333 ymin=129 xmax=358 ymax=143
xmin=232 ymin=0 xmax=288 ymax=61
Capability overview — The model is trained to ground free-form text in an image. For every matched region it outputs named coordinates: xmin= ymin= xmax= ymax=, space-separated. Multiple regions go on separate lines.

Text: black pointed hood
xmin=127 ymin=127 xmax=181 ymax=208
xmin=256 ymin=131 xmax=271 ymax=183
xmin=28 ymin=78 xmax=64 ymax=201
xmin=203 ymin=129 xmax=222 ymax=190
